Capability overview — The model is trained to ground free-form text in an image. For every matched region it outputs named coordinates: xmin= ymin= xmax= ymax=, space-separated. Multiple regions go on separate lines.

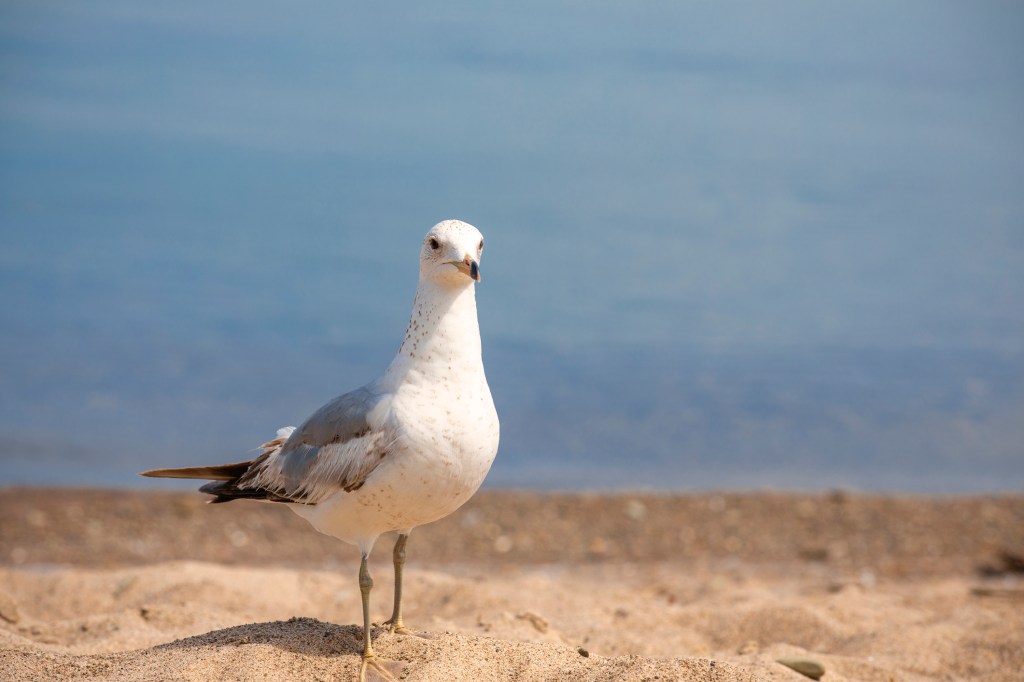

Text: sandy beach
xmin=1 ymin=488 xmax=1022 ymax=681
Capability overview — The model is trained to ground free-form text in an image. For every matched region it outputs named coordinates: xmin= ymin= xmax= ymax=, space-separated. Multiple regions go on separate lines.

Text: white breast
xmin=290 ymin=382 xmax=497 ymax=553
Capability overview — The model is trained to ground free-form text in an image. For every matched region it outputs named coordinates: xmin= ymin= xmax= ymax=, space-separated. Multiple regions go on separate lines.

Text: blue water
xmin=2 ymin=2 xmax=1023 ymax=491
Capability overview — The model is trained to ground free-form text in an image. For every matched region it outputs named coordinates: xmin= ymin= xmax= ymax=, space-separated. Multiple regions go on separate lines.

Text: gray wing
xmin=287 ymin=385 xmax=379 ymax=447
xmin=239 ymin=386 xmax=397 ymax=503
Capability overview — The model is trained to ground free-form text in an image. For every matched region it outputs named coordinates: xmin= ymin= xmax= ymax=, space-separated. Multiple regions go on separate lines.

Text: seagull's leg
xmin=383 ymin=533 xmax=414 ymax=635
xmin=357 ymin=554 xmax=404 ymax=682
xmin=359 ymin=553 xmax=375 ymax=661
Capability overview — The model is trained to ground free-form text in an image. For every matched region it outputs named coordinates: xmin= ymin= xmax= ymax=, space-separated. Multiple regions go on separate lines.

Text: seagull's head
xmin=420 ymin=220 xmax=485 ymax=287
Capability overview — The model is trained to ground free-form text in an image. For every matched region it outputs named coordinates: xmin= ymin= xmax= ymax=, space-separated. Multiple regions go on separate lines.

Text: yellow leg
xmin=384 ymin=534 xmax=414 ymax=634
xmin=359 ymin=554 xmax=375 ymax=660
xmin=357 ymin=553 xmax=405 ymax=682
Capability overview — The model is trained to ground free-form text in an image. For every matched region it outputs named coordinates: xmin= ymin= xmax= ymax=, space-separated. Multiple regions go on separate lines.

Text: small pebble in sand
xmin=776 ymin=656 xmax=825 ymax=680
xmin=577 ymin=646 xmax=589 ymax=657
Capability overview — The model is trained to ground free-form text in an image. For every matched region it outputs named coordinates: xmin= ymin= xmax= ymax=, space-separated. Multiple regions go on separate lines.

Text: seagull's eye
xmin=429 ymin=237 xmax=440 ymax=250
xmin=478 ymin=239 xmax=484 ymax=252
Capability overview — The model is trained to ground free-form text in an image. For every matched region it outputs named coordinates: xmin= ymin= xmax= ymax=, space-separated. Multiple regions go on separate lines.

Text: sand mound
xmin=3 ymin=615 xmax=778 ymax=682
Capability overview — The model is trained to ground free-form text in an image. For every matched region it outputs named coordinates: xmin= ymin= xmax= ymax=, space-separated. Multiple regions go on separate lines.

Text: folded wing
xmin=141 ymin=386 xmax=396 ymax=505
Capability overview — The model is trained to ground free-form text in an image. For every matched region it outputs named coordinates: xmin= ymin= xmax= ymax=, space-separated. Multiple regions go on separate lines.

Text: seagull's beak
xmin=449 ymin=256 xmax=481 ymax=282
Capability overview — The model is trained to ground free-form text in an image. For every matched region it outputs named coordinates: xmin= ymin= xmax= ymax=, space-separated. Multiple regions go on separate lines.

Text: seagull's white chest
xmin=294 ymin=374 xmax=498 ymax=550
xmin=390 ymin=366 xmax=500 ymax=490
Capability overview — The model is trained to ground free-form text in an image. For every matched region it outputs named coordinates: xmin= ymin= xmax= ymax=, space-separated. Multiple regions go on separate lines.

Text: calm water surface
xmin=2 ymin=2 xmax=1022 ymax=490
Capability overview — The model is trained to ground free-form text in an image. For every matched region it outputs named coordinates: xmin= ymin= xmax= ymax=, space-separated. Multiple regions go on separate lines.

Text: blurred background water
xmin=2 ymin=1 xmax=1022 ymax=491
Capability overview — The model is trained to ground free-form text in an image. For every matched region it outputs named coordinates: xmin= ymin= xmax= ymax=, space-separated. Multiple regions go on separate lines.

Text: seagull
xmin=142 ymin=220 xmax=500 ymax=681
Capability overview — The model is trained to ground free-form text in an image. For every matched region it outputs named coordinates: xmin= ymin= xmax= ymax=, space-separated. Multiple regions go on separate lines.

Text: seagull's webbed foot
xmin=381 ymin=616 xmax=411 ymax=636
xmin=359 ymin=654 xmax=405 ymax=682
xmin=381 ymin=616 xmax=423 ymax=637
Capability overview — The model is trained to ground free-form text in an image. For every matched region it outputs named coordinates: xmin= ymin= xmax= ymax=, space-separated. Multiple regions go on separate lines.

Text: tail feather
xmin=140 ymin=453 xmax=305 ymax=505
xmin=139 ymin=460 xmax=255 ymax=481
xmin=140 ymin=430 xmax=306 ymax=505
